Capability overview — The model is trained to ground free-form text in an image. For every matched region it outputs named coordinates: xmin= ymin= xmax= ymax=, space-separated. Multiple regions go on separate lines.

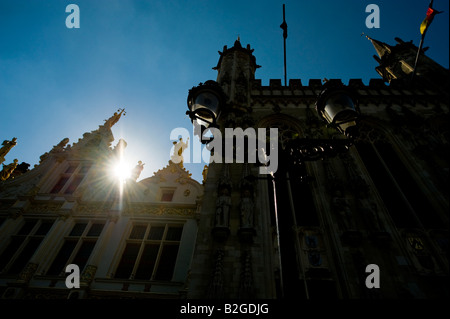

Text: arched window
xmin=355 ymin=123 xmax=443 ymax=229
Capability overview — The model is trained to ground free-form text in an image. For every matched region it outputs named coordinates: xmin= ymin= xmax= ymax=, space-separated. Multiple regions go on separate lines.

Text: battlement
xmin=252 ymin=78 xmax=388 ymax=89
xmin=248 ymin=77 xmax=448 ymax=111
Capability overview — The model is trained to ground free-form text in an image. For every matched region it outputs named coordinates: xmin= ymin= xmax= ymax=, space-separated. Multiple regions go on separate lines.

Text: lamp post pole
xmin=270 ymin=172 xmax=285 ymax=298
xmin=285 ymin=170 xmax=310 ymax=299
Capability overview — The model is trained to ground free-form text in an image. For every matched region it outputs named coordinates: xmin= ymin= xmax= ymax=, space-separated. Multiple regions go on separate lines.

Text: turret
xmin=366 ymin=35 xmax=450 ymax=91
xmin=213 ymin=38 xmax=261 ymax=113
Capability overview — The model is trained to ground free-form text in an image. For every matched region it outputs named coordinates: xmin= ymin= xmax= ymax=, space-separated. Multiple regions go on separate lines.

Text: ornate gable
xmin=136 ymin=161 xmax=203 ymax=204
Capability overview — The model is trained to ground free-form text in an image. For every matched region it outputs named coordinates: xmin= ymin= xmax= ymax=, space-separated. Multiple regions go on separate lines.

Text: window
xmin=114 ymin=223 xmax=183 ymax=281
xmin=160 ymin=189 xmax=175 ymax=202
xmin=356 ymin=141 xmax=443 ymax=228
xmin=50 ymin=162 xmax=91 ymax=195
xmin=46 ymin=221 xmax=104 ymax=276
xmin=0 ymin=219 xmax=54 ymax=275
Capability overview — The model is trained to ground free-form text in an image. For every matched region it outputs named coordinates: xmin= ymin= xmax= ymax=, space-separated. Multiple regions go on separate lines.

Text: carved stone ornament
xmin=238 ymin=250 xmax=254 ymax=299
xmin=207 ymin=249 xmax=225 ymax=299
xmin=76 ymin=203 xmax=109 ymax=215
xmin=28 ymin=203 xmax=63 ymax=214
xmin=17 ymin=262 xmax=39 ymax=283
xmin=81 ymin=264 xmax=98 ymax=285
xmin=122 ymin=204 xmax=196 ymax=217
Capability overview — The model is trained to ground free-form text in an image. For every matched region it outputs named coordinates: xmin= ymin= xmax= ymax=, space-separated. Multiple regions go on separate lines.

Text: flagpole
xmin=411 ymin=0 xmax=442 ymax=83
xmin=282 ymin=4 xmax=287 ymax=86
xmin=411 ymin=34 xmax=425 ymax=82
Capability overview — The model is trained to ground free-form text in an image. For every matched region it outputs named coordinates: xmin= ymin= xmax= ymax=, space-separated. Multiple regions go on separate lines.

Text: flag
xmin=280 ymin=20 xmax=287 ymax=39
xmin=412 ymin=1 xmax=443 ymax=81
xmin=420 ymin=0 xmax=443 ymax=35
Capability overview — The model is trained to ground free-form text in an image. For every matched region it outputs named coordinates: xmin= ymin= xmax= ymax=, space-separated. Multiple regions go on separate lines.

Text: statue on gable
xmin=39 ymin=138 xmax=70 ymax=163
xmin=130 ymin=161 xmax=145 ymax=181
xmin=171 ymin=137 xmax=189 ymax=164
xmin=1 ymin=158 xmax=19 ymax=181
xmin=10 ymin=162 xmax=31 ymax=179
xmin=0 ymin=137 xmax=17 ymax=164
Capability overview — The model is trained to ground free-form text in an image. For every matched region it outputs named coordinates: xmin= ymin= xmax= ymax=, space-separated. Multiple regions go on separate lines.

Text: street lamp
xmin=186 ymin=80 xmax=227 ymax=142
xmin=315 ymin=79 xmax=360 ymax=138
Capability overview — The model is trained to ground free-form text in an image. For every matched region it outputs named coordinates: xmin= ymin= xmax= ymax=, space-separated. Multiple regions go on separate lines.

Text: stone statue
xmin=130 ymin=161 xmax=145 ymax=181
xmin=39 ymin=138 xmax=70 ymax=163
xmin=202 ymin=165 xmax=209 ymax=184
xmin=240 ymin=189 xmax=254 ymax=228
xmin=332 ymin=191 xmax=355 ymax=230
xmin=0 ymin=137 xmax=17 ymax=164
xmin=215 ymin=188 xmax=231 ymax=227
xmin=1 ymin=158 xmax=19 ymax=181
xmin=171 ymin=137 xmax=189 ymax=164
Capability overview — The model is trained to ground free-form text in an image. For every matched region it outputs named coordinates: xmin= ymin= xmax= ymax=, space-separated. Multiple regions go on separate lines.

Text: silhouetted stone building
xmin=187 ymin=37 xmax=449 ymax=299
xmin=0 ymin=36 xmax=448 ymax=299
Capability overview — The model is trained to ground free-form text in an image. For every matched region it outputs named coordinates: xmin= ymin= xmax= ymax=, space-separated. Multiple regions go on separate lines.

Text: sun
xmin=113 ymin=161 xmax=131 ymax=182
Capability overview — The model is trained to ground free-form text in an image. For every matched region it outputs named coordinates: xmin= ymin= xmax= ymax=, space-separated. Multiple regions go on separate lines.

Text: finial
xmin=117 ymin=108 xmax=126 ymax=116
xmin=361 ymin=32 xmax=372 ymax=41
xmin=103 ymin=108 xmax=126 ymax=129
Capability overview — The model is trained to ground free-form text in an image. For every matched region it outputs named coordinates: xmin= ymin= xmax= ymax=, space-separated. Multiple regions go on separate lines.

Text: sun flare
xmin=113 ymin=161 xmax=131 ymax=182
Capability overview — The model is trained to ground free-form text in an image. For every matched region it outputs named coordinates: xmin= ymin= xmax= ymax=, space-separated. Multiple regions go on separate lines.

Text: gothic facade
xmin=187 ymin=38 xmax=449 ymax=299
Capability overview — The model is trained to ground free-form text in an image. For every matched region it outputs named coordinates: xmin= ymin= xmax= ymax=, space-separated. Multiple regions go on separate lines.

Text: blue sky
xmin=1 ymin=0 xmax=449 ymax=183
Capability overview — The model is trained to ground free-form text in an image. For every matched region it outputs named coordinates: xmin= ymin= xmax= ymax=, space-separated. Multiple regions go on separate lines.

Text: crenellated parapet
xmin=249 ymin=77 xmax=448 ymax=115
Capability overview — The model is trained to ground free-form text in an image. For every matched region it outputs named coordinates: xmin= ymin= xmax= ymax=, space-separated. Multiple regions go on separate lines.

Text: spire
xmin=364 ymin=35 xmax=450 ymax=89
xmin=233 ymin=37 xmax=242 ymax=49
xmin=364 ymin=34 xmax=391 ymax=59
